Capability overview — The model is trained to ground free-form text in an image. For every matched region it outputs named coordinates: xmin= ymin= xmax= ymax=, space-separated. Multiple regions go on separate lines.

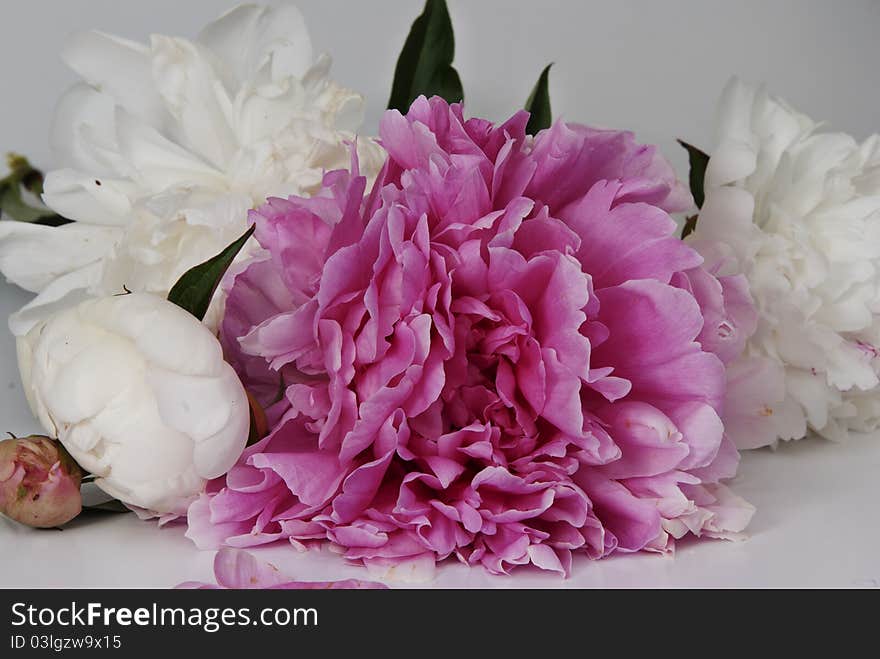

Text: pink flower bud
xmin=0 ymin=435 xmax=83 ymax=528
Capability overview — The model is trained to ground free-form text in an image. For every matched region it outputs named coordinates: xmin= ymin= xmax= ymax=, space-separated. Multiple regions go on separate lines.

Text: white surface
xmin=1 ymin=0 xmax=880 ymax=587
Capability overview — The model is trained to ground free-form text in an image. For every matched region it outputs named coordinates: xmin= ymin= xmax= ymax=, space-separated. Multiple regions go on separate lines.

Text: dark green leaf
xmin=681 ymin=214 xmax=698 ymax=239
xmin=80 ymin=499 xmax=130 ymax=514
xmin=245 ymin=390 xmax=268 ymax=447
xmin=247 ymin=422 xmax=262 ymax=446
xmin=33 ymin=214 xmax=72 ymax=227
xmin=388 ymin=0 xmax=463 ymax=112
xmin=525 ymin=64 xmax=553 ymax=134
xmin=0 ymin=184 xmax=54 ymax=222
xmin=7 ymin=153 xmax=46 ymax=195
xmin=677 ymin=139 xmax=709 ymax=209
xmin=167 ymin=225 xmax=255 ymax=321
xmin=0 ymin=153 xmax=71 ymax=225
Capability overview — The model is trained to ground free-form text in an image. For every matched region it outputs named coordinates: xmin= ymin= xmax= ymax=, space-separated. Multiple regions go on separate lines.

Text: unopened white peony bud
xmin=16 ymin=293 xmax=249 ymax=514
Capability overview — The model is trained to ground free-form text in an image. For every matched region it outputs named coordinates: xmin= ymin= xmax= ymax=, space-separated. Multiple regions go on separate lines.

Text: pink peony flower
xmin=177 ymin=548 xmax=387 ymax=589
xmin=188 ymin=97 xmax=756 ymax=575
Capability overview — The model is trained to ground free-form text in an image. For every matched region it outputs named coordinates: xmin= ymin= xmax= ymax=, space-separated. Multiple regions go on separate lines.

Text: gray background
xmin=1 ymin=0 xmax=879 ymax=171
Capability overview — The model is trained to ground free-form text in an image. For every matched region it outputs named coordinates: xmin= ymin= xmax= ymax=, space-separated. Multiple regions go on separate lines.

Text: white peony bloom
xmin=0 ymin=3 xmax=384 ymax=335
xmin=17 ymin=293 xmax=249 ymax=514
xmin=689 ymin=76 xmax=880 ymax=445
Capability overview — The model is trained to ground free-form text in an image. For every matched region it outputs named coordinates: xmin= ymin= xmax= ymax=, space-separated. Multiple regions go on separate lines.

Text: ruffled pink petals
xmin=686 ymin=483 xmax=755 ymax=539
xmin=672 ymin=266 xmax=757 ymax=366
xmin=240 ymin=300 xmax=319 ymax=371
xmin=527 ymin=123 xmax=692 ymax=214
xmin=667 ymin=402 xmax=725 ymax=471
xmin=541 ymin=348 xmax=587 ymax=438
xmin=565 ymin=181 xmax=702 ymax=289
xmin=178 ymin=548 xmax=387 ymax=589
xmin=249 ymin=436 xmax=345 ymax=509
xmin=594 ymin=280 xmax=726 ymax=412
xmin=195 ymin=97 xmax=757 ymax=577
xmin=332 ymin=414 xmax=402 ymax=522
xmin=574 ymin=471 xmax=661 ymax=553
xmin=594 ymin=402 xmax=690 ymax=479
xmin=379 ymin=105 xmax=447 ymax=172
xmin=186 ymin=495 xmax=252 ymax=550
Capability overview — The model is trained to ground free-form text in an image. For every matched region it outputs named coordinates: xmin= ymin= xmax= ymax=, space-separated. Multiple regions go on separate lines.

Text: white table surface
xmin=1 ymin=281 xmax=878 ymax=589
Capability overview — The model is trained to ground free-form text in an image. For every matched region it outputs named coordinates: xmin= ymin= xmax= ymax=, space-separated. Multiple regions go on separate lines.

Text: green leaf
xmin=677 ymin=140 xmax=709 ymax=209
xmin=6 ymin=153 xmax=46 ymax=195
xmin=0 ymin=184 xmax=54 ymax=222
xmin=525 ymin=64 xmax=553 ymax=134
xmin=31 ymin=214 xmax=72 ymax=227
xmin=681 ymin=214 xmax=698 ymax=239
xmin=167 ymin=225 xmax=255 ymax=321
xmin=0 ymin=153 xmax=71 ymax=225
xmin=388 ymin=0 xmax=463 ymax=112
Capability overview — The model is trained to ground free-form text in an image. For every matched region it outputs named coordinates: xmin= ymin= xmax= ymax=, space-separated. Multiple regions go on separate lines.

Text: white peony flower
xmin=0 ymin=3 xmax=384 ymax=335
xmin=17 ymin=293 xmax=249 ymax=514
xmin=689 ymin=76 xmax=880 ymax=445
